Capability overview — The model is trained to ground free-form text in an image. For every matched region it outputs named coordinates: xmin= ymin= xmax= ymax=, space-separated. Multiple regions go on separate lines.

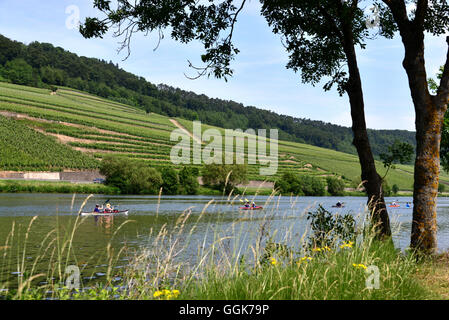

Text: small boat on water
xmin=239 ymin=206 xmax=263 ymax=210
xmin=79 ymin=210 xmax=129 ymax=217
xmin=332 ymin=202 xmax=345 ymax=208
xmin=389 ymin=204 xmax=400 ymax=208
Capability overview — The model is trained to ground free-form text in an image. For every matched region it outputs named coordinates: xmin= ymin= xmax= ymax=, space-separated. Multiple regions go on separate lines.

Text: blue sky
xmin=0 ymin=0 xmax=447 ymax=131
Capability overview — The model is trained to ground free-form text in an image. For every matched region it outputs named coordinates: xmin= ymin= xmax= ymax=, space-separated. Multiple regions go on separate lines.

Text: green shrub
xmin=100 ymin=155 xmax=162 ymax=194
xmin=178 ymin=166 xmax=199 ymax=195
xmin=202 ymin=163 xmax=247 ymax=193
xmin=274 ymin=172 xmax=302 ymax=195
xmin=161 ymin=167 xmax=180 ymax=195
xmin=305 ymin=204 xmax=356 ymax=251
xmin=392 ymin=184 xmax=399 ymax=195
xmin=275 ymin=172 xmax=325 ymax=196
xmin=326 ymin=177 xmax=345 ymax=196
xmin=382 ymin=179 xmax=392 ymax=197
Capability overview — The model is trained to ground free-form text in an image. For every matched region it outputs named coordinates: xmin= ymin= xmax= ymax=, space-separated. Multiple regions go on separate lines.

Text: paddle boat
xmin=389 ymin=202 xmax=400 ymax=208
xmin=80 ymin=209 xmax=129 ymax=217
xmin=332 ymin=202 xmax=345 ymax=208
xmin=239 ymin=206 xmax=263 ymax=210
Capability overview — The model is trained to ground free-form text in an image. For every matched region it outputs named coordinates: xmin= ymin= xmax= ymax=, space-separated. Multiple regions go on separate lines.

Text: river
xmin=1 ymin=193 xmax=449 ymax=290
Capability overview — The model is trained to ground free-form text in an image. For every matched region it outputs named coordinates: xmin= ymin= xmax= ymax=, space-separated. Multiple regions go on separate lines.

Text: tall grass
xmin=0 ymin=191 xmax=434 ymax=300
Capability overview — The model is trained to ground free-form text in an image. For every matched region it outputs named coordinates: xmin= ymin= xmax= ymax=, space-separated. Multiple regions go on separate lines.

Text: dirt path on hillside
xmin=170 ymin=119 xmax=203 ymax=144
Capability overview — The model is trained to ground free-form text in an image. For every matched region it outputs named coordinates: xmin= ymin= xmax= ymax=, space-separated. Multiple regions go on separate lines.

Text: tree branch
xmin=415 ymin=0 xmax=428 ymax=27
xmin=381 ymin=0 xmax=410 ymax=30
xmin=317 ymin=4 xmax=345 ymax=45
xmin=437 ymin=36 xmax=449 ymax=105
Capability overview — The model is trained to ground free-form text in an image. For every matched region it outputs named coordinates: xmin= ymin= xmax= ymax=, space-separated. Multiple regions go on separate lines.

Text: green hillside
xmin=0 ymin=34 xmax=416 ymax=157
xmin=0 ymin=113 xmax=98 ymax=171
xmin=0 ymin=81 xmax=443 ymax=190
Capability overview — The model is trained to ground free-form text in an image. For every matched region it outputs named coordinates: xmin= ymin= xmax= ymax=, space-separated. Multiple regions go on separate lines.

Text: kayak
xmin=239 ymin=206 xmax=263 ymax=210
xmin=79 ymin=210 xmax=129 ymax=217
xmin=332 ymin=205 xmax=345 ymax=208
xmin=389 ymin=205 xmax=400 ymax=208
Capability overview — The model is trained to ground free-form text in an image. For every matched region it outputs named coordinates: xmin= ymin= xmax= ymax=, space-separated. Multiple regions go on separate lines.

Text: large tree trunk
xmin=411 ymin=99 xmax=445 ymax=253
xmin=400 ymin=32 xmax=447 ymax=253
xmin=346 ymin=74 xmax=391 ymax=238
xmin=343 ymin=34 xmax=391 ymax=238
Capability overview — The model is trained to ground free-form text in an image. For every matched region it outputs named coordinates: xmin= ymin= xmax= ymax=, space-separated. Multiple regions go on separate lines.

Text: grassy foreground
xmin=6 ymin=236 xmax=436 ymax=300
xmin=0 ymin=193 xmax=443 ymax=301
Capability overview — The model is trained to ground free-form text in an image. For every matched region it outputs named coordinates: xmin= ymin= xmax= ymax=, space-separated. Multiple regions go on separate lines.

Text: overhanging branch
xmin=437 ymin=36 xmax=449 ymax=105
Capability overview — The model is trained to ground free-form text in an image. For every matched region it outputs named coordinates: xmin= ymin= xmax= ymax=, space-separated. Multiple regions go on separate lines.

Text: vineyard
xmin=0 ymin=115 xmax=98 ymax=171
xmin=0 ymin=81 xmax=445 ymax=190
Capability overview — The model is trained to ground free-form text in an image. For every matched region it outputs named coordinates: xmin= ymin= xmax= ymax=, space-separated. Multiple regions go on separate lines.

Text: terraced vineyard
xmin=0 ymin=115 xmax=98 ymax=171
xmin=1 ymin=81 xmax=445 ymax=190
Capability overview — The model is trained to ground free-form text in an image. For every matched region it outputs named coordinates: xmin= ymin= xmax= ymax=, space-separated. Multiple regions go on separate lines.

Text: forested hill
xmin=0 ymin=34 xmax=415 ymax=157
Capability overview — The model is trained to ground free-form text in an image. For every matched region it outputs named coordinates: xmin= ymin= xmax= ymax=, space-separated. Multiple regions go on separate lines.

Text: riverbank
xmin=0 ymin=179 xmax=120 ymax=194
xmin=3 ymin=179 xmax=449 ymax=198
xmin=0 ymin=179 xmax=405 ymax=197
xmin=0 ymin=179 xmax=275 ymax=196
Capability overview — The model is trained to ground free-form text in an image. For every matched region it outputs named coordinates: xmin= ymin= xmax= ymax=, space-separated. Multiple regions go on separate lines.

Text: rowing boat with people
xmin=79 ymin=210 xmax=129 ymax=217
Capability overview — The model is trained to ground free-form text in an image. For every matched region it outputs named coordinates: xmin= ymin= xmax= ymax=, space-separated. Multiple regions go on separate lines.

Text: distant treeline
xmin=0 ymin=34 xmax=415 ymax=159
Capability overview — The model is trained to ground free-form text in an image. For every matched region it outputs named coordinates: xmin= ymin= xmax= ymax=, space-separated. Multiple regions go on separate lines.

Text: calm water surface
xmin=1 ymin=193 xmax=449 ymax=288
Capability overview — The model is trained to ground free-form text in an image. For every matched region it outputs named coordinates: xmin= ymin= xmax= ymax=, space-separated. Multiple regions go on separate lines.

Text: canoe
xmin=79 ymin=210 xmax=129 ymax=217
xmin=388 ymin=205 xmax=400 ymax=208
xmin=331 ymin=205 xmax=345 ymax=208
xmin=239 ymin=206 xmax=263 ymax=210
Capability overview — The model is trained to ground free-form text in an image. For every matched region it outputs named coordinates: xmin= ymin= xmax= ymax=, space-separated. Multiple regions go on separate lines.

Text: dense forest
xmin=0 ymin=34 xmax=416 ymax=158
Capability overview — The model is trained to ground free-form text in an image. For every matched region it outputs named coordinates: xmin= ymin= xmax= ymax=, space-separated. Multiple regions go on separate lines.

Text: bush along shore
xmin=0 ymin=179 xmax=120 ymax=194
xmin=0 ymin=155 xmax=397 ymax=196
xmin=0 ymin=196 xmax=442 ymax=300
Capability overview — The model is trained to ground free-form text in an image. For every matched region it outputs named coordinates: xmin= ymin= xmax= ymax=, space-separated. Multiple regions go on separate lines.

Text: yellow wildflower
xmin=270 ymin=257 xmax=277 ymax=265
xmin=340 ymin=241 xmax=354 ymax=249
xmin=352 ymin=263 xmax=367 ymax=270
xmin=297 ymin=256 xmax=313 ymax=265
xmin=312 ymin=248 xmax=322 ymax=252
xmin=154 ymin=289 xmax=180 ymax=300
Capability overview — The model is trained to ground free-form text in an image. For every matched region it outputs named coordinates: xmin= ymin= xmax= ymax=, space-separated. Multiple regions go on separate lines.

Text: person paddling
xmin=105 ymin=203 xmax=113 ymax=213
